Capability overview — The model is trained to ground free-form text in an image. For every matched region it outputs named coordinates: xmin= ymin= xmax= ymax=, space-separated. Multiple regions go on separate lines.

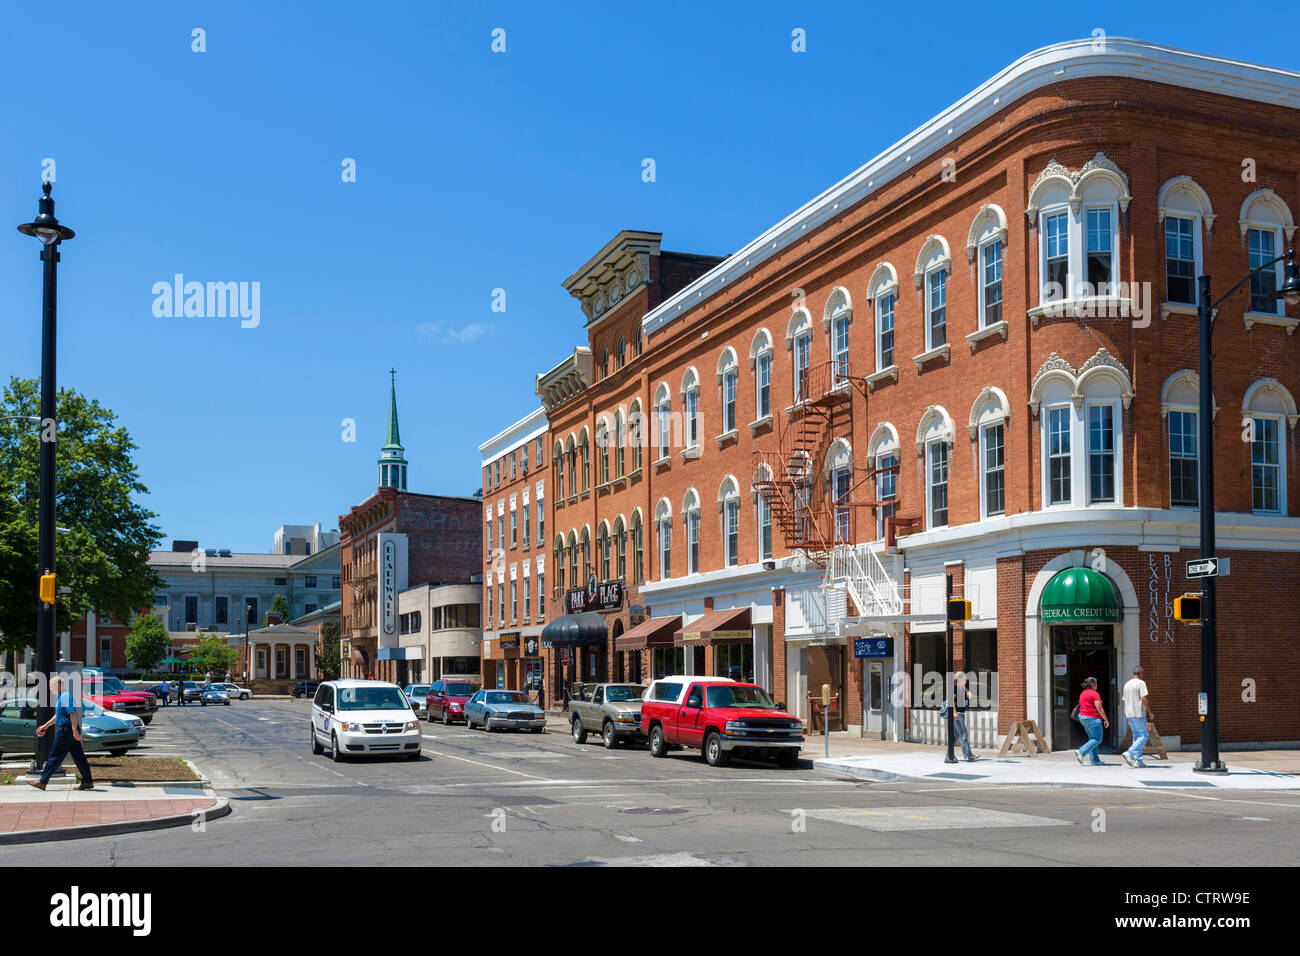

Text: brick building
xmin=339 ymin=374 xmax=481 ymax=683
xmin=486 ymin=39 xmax=1300 ymax=751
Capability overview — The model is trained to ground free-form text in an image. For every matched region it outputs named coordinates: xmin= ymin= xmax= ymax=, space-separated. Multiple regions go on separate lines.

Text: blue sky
xmin=0 ymin=1 xmax=1290 ymax=553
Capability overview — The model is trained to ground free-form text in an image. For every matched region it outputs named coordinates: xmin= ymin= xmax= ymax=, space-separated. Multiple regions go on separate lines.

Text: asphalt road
xmin=10 ymin=699 xmax=1300 ymax=866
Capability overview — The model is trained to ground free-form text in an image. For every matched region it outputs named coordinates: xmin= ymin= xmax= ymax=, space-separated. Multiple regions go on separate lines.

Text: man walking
xmin=159 ymin=678 xmax=170 ymax=707
xmin=29 ymin=675 xmax=95 ymax=791
xmin=951 ymin=673 xmax=980 ymax=762
xmin=1122 ymin=665 xmax=1153 ymax=768
xmin=177 ymin=679 xmax=187 ymax=707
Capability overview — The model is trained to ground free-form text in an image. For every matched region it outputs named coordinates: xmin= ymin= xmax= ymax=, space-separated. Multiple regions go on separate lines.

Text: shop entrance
xmin=804 ymin=644 xmax=846 ymax=732
xmin=1051 ymin=625 xmax=1117 ymax=751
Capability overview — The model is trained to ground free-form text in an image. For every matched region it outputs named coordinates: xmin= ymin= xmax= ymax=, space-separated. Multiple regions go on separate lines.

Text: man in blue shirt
xmin=29 ymin=675 xmax=95 ymax=791
xmin=159 ymin=679 xmax=170 ymax=707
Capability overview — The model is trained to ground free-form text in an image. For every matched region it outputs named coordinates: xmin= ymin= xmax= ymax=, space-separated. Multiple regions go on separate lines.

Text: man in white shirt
xmin=1122 ymin=665 xmax=1153 ymax=768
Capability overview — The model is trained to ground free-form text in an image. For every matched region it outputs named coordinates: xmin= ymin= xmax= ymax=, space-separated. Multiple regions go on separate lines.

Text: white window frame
xmin=979 ymin=237 xmax=1003 ymax=329
xmin=793 ymin=332 xmax=811 ymax=403
xmin=924 ymin=266 xmax=947 ymax=351
xmin=656 ymin=398 xmax=671 ymax=461
xmin=1085 ymin=399 xmax=1122 ymax=505
xmin=1247 ymin=225 xmax=1284 ymax=316
xmin=724 ymin=498 xmax=739 ymax=567
xmin=756 ymin=351 xmax=771 ymax=419
xmin=1167 ymin=407 xmax=1199 ymax=510
xmin=659 ymin=516 xmax=672 ymax=580
xmin=874 ymin=293 xmax=895 ymax=371
xmin=1039 ymin=207 xmax=1071 ymax=302
xmin=874 ymin=451 xmax=898 ymax=540
xmin=1043 ymin=403 xmax=1074 ymax=508
xmin=925 ymin=439 xmax=949 ymax=530
xmin=722 ymin=367 xmax=737 ymax=433
xmin=1251 ymin=414 xmax=1286 ymax=515
xmin=1083 ymin=204 xmax=1118 ymax=297
xmin=979 ymin=422 xmax=1005 ymax=519
xmin=757 ymin=492 xmax=772 ymax=561
xmin=1163 ymin=215 xmax=1200 ymax=307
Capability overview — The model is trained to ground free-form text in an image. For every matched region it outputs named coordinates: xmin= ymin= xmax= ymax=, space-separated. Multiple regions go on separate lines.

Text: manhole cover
xmin=619 ymin=807 xmax=687 ymax=815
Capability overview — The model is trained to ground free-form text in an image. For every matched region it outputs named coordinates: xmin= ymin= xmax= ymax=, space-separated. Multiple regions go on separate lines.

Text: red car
xmin=81 ymin=669 xmax=157 ymax=725
xmin=640 ymin=678 xmax=803 ymax=768
xmin=425 ymin=678 xmax=481 ymax=725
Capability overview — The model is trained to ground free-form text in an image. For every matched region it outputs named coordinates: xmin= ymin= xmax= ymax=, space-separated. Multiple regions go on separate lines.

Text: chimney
xmin=265 ymin=611 xmax=284 ymax=626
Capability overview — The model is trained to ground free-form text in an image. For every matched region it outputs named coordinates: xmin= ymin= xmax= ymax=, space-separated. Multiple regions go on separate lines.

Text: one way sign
xmin=1186 ymin=558 xmax=1220 ymax=578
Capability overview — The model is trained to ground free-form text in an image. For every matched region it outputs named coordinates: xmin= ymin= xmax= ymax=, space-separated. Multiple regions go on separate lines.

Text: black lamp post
xmin=17 ymin=183 xmax=74 ymax=772
xmin=1193 ymin=248 xmax=1300 ymax=774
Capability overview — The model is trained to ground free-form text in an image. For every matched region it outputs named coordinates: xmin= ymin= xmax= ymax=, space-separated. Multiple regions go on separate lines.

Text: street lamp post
xmin=17 ymin=183 xmax=74 ymax=772
xmin=1193 ymin=248 xmax=1300 ymax=774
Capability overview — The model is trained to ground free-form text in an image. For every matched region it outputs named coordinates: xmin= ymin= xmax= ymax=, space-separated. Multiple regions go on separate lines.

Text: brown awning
xmin=615 ymin=615 xmax=681 ymax=651
xmin=674 ymin=607 xmax=752 ymax=644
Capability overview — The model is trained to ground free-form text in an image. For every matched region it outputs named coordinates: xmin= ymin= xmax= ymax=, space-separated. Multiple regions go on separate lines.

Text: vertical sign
xmin=382 ymin=539 xmax=396 ymax=635
xmin=1147 ymin=553 xmax=1175 ymax=644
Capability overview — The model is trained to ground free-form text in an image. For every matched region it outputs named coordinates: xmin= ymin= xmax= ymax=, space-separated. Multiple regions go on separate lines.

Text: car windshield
xmin=337 ymin=686 xmax=408 ymax=711
xmin=485 ymin=691 xmax=527 ymax=705
xmin=706 ymin=685 xmax=777 ymax=709
xmin=408 ymin=686 xmax=430 ymax=696
xmin=80 ymin=698 xmax=104 ymax=716
xmin=446 ymin=683 xmax=478 ymax=696
xmin=604 ymin=685 xmax=643 ymax=703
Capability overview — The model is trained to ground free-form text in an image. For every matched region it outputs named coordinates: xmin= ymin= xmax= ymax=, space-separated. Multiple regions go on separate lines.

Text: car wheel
xmin=426 ymin=709 xmax=435 ymax=724
xmin=530 ymin=726 xmax=544 ymax=734
xmin=704 ymin=732 xmax=729 ymax=767
xmin=201 ymin=700 xmax=207 ymax=707
xmin=108 ymin=749 xmax=128 ymax=758
xmin=142 ymin=716 xmax=153 ymax=725
xmin=443 ymin=710 xmax=451 ymax=726
xmin=331 ymin=733 xmax=345 ymax=762
xmin=311 ymin=724 xmax=324 ymax=755
xmin=241 ymin=693 xmax=249 ymax=700
xmin=602 ymin=720 xmax=620 ymax=749
xmin=483 ymin=714 xmax=494 ymax=732
xmin=776 ymin=749 xmax=799 ymax=769
xmin=571 ymin=716 xmax=588 ymax=745
xmin=406 ymin=751 xmax=420 ymax=761
xmin=648 ymin=725 xmax=667 ymax=758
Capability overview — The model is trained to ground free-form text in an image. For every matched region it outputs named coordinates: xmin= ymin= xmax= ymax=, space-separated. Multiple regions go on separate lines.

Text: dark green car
xmin=0 ymin=696 xmax=142 ymax=759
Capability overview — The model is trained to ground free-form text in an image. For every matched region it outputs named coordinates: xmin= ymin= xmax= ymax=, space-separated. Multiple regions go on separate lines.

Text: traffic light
xmin=1174 ymin=593 xmax=1202 ymax=623
xmin=39 ymin=572 xmax=56 ymax=605
xmin=946 ymin=598 xmax=971 ymax=623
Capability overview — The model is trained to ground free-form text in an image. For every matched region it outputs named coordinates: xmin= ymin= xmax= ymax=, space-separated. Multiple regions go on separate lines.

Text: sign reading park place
xmin=565 ymin=577 xmax=623 ymax=613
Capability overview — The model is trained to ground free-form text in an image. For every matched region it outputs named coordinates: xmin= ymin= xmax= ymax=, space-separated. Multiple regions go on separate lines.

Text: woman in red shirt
xmin=1076 ymin=677 xmax=1109 ymax=765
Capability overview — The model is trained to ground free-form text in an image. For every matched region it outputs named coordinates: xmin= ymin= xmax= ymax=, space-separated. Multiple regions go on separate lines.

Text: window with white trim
xmin=875 ymin=452 xmax=897 ymax=540
xmin=659 ymin=514 xmax=672 ymax=580
xmin=1086 ymin=207 xmax=1114 ymax=294
xmin=1046 ymin=405 xmax=1072 ymax=506
xmin=656 ymin=388 xmax=671 ymax=461
xmin=682 ymin=370 xmax=699 ymax=449
xmin=1165 ymin=217 xmax=1196 ymax=305
xmin=757 ymin=351 xmax=771 ymax=419
xmin=793 ymin=331 xmax=811 ymax=402
xmin=1043 ymin=211 xmax=1069 ymax=299
xmin=832 ymin=467 xmax=851 ymax=542
xmin=724 ymin=498 xmax=739 ymax=567
xmin=1087 ymin=403 xmax=1118 ymax=503
xmin=1252 ymin=417 xmax=1283 ymax=514
xmin=981 ymin=240 xmax=1003 ymax=327
xmin=875 ymin=293 xmax=894 ymax=370
xmin=1169 ymin=409 xmax=1198 ymax=508
xmin=927 ymin=441 xmax=949 ymax=529
xmin=684 ymin=490 xmax=701 ymax=574
xmin=981 ymin=423 xmax=1005 ymax=517
xmin=757 ymin=491 xmax=772 ymax=561
xmin=926 ymin=268 xmax=947 ymax=350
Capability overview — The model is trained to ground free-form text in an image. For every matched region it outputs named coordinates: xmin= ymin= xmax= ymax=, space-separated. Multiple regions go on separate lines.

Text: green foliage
xmin=317 ymin=621 xmax=341 ymax=679
xmin=0 ymin=378 xmax=162 ymax=655
xmin=185 ymin=634 xmax=239 ymax=677
xmin=125 ymin=614 xmax=169 ymax=671
xmin=267 ymin=594 xmax=290 ymax=625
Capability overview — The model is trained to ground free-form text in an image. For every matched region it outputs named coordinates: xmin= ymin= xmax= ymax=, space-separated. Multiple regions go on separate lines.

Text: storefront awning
xmin=615 ymin=615 xmax=681 ymax=651
xmin=541 ymin=611 xmax=607 ymax=648
xmin=675 ymin=607 xmax=752 ymax=644
xmin=1040 ymin=567 xmax=1120 ymax=623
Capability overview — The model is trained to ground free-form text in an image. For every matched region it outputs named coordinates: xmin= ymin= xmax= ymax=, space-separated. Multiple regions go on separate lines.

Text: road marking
xmin=426 ymin=750 xmax=553 ymax=780
xmin=581 ymin=852 xmax=729 ymax=867
xmin=796 ymin=805 xmax=1072 ymax=831
xmin=1241 ymin=816 xmax=1271 ymax=821
xmin=1159 ymin=791 xmax=1300 ymax=811
xmin=614 ymin=834 xmax=644 ymax=843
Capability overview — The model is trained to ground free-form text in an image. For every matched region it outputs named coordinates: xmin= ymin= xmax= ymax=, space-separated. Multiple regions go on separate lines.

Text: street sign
xmin=1197 ymin=692 xmax=1208 ymax=716
xmin=853 ymin=637 xmax=893 ymax=658
xmin=1186 ymin=558 xmax=1219 ymax=578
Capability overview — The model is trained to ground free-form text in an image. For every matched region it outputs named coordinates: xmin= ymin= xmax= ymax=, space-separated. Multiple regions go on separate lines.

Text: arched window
xmin=631 ymin=508 xmax=644 ymax=584
xmin=613 ymin=410 xmax=625 ymax=477
xmin=914 ymin=236 xmax=951 ymax=354
xmin=654 ymin=498 xmax=672 ymax=580
xmin=1239 ymin=189 xmax=1297 ymax=321
xmin=617 ymin=335 xmax=627 ymax=368
xmin=554 ymin=534 xmax=567 ymax=594
xmin=553 ymin=440 xmax=566 ymax=499
xmin=628 ymin=400 xmax=643 ymax=473
xmin=1243 ymin=378 xmax=1297 ymax=515
xmin=682 ymin=488 xmax=701 ymax=574
xmin=867 ymin=423 xmax=900 ymax=539
xmin=654 ymin=383 xmax=673 ymax=461
xmin=566 ymin=530 xmax=579 ymax=588
xmin=579 ymin=525 xmax=591 ymax=579
xmin=613 ymin=515 xmax=627 ymax=580
xmin=916 ymin=407 xmax=954 ymax=529
xmin=967 ymin=205 xmax=1009 ymax=330
xmin=681 ymin=368 xmax=700 ymax=450
xmin=579 ymin=428 xmax=591 ymax=493
xmin=598 ymin=346 xmax=609 ymax=378
xmin=868 ymin=264 xmax=898 ymax=372
xmin=824 ymin=288 xmax=852 ymax=386
xmin=633 ymin=322 xmax=643 ymax=356
xmin=786 ymin=308 xmax=813 ymax=403
xmin=823 ymin=438 xmax=853 ymax=542
xmin=749 ymin=328 xmax=773 ymax=420
xmin=717 ymin=476 xmax=741 ymax=567
xmin=1160 ymin=370 xmax=1211 ymax=510
xmin=716 ymin=347 xmax=739 ymax=435
xmin=596 ymin=419 xmax=610 ymax=486
xmin=969 ymin=387 xmax=1010 ymax=518
xmin=1157 ymin=178 xmax=1213 ymax=309
xmin=596 ymin=520 xmax=611 ymax=581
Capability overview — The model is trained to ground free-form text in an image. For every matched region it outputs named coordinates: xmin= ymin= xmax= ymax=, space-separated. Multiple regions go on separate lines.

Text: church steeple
xmin=378 ymin=369 xmax=408 ymax=491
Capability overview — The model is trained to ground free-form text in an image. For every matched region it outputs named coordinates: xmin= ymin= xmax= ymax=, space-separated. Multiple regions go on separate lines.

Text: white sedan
xmin=213 ymin=682 xmax=252 ymax=700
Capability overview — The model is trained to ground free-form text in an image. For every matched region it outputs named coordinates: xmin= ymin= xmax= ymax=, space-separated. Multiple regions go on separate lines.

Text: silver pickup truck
xmin=568 ymin=683 xmax=647 ymax=749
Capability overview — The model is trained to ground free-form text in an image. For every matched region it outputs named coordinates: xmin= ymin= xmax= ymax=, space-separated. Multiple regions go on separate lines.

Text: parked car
xmin=309 ymin=679 xmax=421 ymax=762
xmin=0 ymin=696 xmax=141 ymax=759
xmin=640 ymin=679 xmax=803 ymax=768
xmin=292 ymin=680 xmax=321 ymax=700
xmin=465 ymin=689 xmax=545 ymax=733
xmin=82 ymin=668 xmax=158 ymax=724
xmin=402 ymin=685 xmax=432 ymax=718
xmin=200 ymin=685 xmax=231 ymax=706
xmin=212 ymin=682 xmax=251 ymax=700
xmin=425 ymin=679 xmax=480 ymax=725
xmin=174 ymin=681 xmax=202 ymax=703
xmin=568 ymin=682 xmax=646 ymax=748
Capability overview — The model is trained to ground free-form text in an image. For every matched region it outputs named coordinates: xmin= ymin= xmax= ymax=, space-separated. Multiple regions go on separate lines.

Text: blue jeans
xmin=954 ymin=713 xmax=974 ymax=759
xmin=39 ymin=726 xmax=93 ymax=786
xmin=1126 ymin=717 xmax=1149 ymax=763
xmin=1078 ymin=716 xmax=1104 ymax=764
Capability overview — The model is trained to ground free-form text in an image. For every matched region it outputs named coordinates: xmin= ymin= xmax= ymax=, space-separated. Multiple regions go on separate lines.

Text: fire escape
xmin=751 ymin=360 xmax=906 ymax=627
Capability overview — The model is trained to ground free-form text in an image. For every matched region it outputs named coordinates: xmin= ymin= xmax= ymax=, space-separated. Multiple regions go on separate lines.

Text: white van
xmin=310 ymin=679 xmax=422 ymax=762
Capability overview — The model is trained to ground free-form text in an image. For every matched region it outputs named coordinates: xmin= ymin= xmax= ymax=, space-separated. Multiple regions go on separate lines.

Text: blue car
xmin=465 ymin=689 xmax=545 ymax=733
xmin=200 ymin=685 xmax=231 ymax=706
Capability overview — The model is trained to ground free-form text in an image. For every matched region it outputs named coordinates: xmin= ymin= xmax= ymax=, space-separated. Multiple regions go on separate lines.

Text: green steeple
xmin=378 ymin=369 xmax=408 ymax=491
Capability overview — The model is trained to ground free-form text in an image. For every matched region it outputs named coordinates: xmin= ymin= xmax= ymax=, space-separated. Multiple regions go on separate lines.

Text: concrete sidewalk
xmin=0 ymin=782 xmax=229 ymax=843
xmin=809 ymin=734 xmax=1300 ymax=790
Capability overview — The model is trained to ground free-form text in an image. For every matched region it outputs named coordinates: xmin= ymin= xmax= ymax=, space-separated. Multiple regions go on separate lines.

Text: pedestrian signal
xmin=946 ymin=598 xmax=971 ymax=623
xmin=39 ymin=573 xmax=56 ymax=605
xmin=1174 ymin=594 xmax=1202 ymax=623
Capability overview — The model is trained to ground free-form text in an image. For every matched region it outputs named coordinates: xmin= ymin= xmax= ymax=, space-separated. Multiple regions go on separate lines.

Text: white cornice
xmin=641 ymin=38 xmax=1300 ymax=339
xmin=478 ymin=406 xmax=548 ymax=463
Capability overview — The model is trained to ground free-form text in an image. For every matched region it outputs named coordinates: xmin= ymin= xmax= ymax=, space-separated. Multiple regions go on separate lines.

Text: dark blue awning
xmin=541 ymin=611 xmax=606 ymax=648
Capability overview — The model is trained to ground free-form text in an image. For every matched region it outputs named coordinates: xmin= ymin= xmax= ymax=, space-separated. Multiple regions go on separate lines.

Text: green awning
xmin=1041 ymin=567 xmax=1120 ymax=623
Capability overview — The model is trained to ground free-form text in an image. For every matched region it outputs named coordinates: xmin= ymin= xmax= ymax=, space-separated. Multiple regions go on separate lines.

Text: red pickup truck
xmin=82 ymin=670 xmax=157 ymax=724
xmin=641 ymin=678 xmax=804 ymax=768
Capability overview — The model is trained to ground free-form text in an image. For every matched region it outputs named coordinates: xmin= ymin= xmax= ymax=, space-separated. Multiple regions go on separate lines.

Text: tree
xmin=185 ymin=634 xmax=239 ymax=679
xmin=317 ymin=622 xmax=341 ymax=679
xmin=0 ymin=378 xmax=162 ymax=656
xmin=125 ymin=613 xmax=169 ymax=672
xmin=267 ymin=594 xmax=290 ymax=625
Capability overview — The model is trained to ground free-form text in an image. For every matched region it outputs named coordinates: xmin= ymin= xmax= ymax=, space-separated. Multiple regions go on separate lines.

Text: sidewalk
xmin=0 ymin=781 xmax=229 ymax=843
xmin=807 ymin=733 xmax=1300 ymax=790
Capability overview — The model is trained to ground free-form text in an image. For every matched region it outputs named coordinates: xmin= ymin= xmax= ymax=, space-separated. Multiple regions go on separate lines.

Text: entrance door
xmin=865 ymin=661 xmax=885 ymax=737
xmin=1051 ymin=626 xmax=1117 ymax=750
xmin=805 ymin=645 xmax=845 ymax=732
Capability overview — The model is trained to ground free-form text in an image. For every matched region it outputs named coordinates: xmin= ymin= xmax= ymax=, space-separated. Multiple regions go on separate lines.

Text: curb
xmin=0 ymin=796 xmax=231 ymax=845
xmin=813 ymin=759 xmax=1300 ymax=790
